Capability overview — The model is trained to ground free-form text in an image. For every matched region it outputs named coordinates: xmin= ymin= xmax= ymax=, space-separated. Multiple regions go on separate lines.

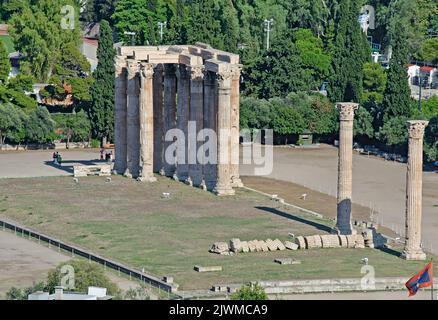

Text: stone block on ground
xmin=295 ymin=236 xmax=306 ymax=249
xmin=346 ymin=234 xmax=365 ymax=248
xmin=305 ymin=235 xmax=322 ymax=249
xmin=209 ymin=242 xmax=229 ymax=255
xmin=248 ymin=240 xmax=257 ymax=252
xmin=338 ymin=235 xmax=348 ymax=248
xmin=260 ymin=241 xmax=269 ymax=252
xmin=321 ymin=235 xmax=341 ymax=248
xmin=194 ymin=265 xmax=222 ymax=272
xmin=284 ymin=241 xmax=298 ymax=250
xmin=229 ymin=238 xmax=242 ymax=253
xmin=275 ymin=239 xmax=286 ymax=251
xmin=266 ymin=239 xmax=277 ymax=251
xmin=241 ymin=241 xmax=249 ymax=253
xmin=274 ymin=258 xmax=302 ymax=265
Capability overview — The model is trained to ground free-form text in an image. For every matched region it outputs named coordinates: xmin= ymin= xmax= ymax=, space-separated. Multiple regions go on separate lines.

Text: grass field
xmin=0 ymin=175 xmax=435 ymax=290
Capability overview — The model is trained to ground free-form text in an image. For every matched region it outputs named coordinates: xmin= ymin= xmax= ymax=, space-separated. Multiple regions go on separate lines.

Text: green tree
xmin=240 ymin=97 xmax=272 ymax=130
xmin=89 ymin=20 xmax=115 ymax=144
xmin=424 ymin=115 xmax=438 ymax=162
xmin=6 ymin=282 xmax=46 ymax=300
xmin=328 ymin=0 xmax=370 ymax=103
xmin=270 ymin=97 xmax=306 ymax=143
xmin=418 ymin=38 xmax=438 ymax=64
xmin=354 ymin=107 xmax=374 ymax=140
xmin=25 ymin=106 xmax=55 ymax=143
xmin=0 ymin=41 xmax=10 ymax=84
xmin=46 ymin=260 xmax=120 ymax=296
xmin=362 ymin=62 xmax=387 ymax=104
xmin=230 ymin=283 xmax=267 ymax=300
xmin=53 ymin=111 xmax=91 ymax=148
xmin=378 ymin=116 xmax=409 ymax=149
xmin=0 ymin=103 xmax=25 ymax=148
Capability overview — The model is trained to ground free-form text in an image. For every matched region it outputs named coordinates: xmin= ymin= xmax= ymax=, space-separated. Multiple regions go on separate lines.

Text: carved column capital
xmin=189 ymin=65 xmax=205 ymax=81
xmin=115 ymin=56 xmax=126 ymax=75
xmin=140 ymin=63 xmax=154 ymax=79
xmin=217 ymin=69 xmax=232 ymax=86
xmin=407 ymin=120 xmax=429 ymax=139
xmin=230 ymin=64 xmax=243 ymax=80
xmin=126 ymin=59 xmax=140 ymax=77
xmin=337 ymin=103 xmax=359 ymax=121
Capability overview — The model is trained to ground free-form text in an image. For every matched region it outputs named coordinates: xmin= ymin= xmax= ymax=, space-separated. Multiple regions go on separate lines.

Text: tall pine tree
xmin=89 ymin=20 xmax=115 ymax=144
xmin=328 ymin=0 xmax=370 ymax=103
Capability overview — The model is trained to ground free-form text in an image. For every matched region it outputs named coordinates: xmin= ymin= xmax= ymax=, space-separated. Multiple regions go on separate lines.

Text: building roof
xmin=420 ymin=66 xmax=434 ymax=72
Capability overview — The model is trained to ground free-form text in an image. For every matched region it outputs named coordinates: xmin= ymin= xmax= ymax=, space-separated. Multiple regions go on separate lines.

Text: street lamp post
xmin=124 ymin=31 xmax=136 ymax=46
xmin=264 ymin=19 xmax=274 ymax=51
xmin=157 ymin=21 xmax=167 ymax=42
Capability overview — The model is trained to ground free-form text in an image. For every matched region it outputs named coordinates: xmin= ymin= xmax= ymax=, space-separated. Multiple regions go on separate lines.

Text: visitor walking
xmin=57 ymin=153 xmax=62 ymax=166
xmin=52 ymin=152 xmax=58 ymax=165
xmin=100 ymin=148 xmax=105 ymax=161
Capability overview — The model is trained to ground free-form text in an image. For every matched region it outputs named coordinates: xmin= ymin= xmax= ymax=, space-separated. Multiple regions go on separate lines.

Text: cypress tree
xmin=382 ymin=1 xmax=412 ymax=121
xmin=89 ymin=20 xmax=115 ymax=144
xmin=0 ymin=40 xmax=11 ymax=84
xmin=329 ymin=0 xmax=370 ymax=103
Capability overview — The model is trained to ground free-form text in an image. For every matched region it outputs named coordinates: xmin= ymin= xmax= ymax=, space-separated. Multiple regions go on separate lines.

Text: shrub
xmin=230 ymin=283 xmax=267 ymax=300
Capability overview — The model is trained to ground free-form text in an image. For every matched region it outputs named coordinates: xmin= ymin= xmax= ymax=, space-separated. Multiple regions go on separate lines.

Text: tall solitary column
xmin=138 ymin=63 xmax=157 ymax=182
xmin=125 ymin=60 xmax=140 ymax=178
xmin=335 ymin=102 xmax=358 ymax=235
xmin=175 ymin=64 xmax=190 ymax=182
xmin=114 ymin=57 xmax=127 ymax=175
xmin=213 ymin=69 xmax=235 ymax=196
xmin=153 ymin=64 xmax=164 ymax=173
xmin=230 ymin=65 xmax=243 ymax=187
xmin=402 ymin=120 xmax=429 ymax=261
xmin=163 ymin=64 xmax=177 ymax=177
xmin=188 ymin=65 xmax=205 ymax=187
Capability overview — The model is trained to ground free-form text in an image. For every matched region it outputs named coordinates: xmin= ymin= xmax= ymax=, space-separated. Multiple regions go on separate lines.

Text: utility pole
xmin=124 ymin=31 xmax=136 ymax=46
xmin=418 ymin=75 xmax=422 ymax=111
xmin=264 ymin=19 xmax=274 ymax=51
xmin=157 ymin=21 xmax=167 ymax=42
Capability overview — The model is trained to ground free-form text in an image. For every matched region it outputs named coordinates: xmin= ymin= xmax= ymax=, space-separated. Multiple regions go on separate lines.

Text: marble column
xmin=138 ymin=63 xmax=157 ymax=182
xmin=114 ymin=57 xmax=127 ymax=175
xmin=163 ymin=64 xmax=177 ymax=177
xmin=188 ymin=65 xmax=205 ymax=187
xmin=125 ymin=60 xmax=140 ymax=178
xmin=213 ymin=69 xmax=235 ymax=196
xmin=153 ymin=64 xmax=164 ymax=173
xmin=402 ymin=120 xmax=429 ymax=261
xmin=175 ymin=64 xmax=190 ymax=182
xmin=203 ymin=70 xmax=218 ymax=191
xmin=335 ymin=102 xmax=358 ymax=235
xmin=230 ymin=65 xmax=243 ymax=187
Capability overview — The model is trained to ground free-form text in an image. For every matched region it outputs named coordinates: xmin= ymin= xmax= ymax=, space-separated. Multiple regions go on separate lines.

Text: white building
xmin=28 ymin=286 xmax=112 ymax=300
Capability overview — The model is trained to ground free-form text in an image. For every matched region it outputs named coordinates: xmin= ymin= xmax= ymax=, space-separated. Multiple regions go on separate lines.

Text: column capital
xmin=336 ymin=102 xmax=359 ymax=121
xmin=189 ymin=65 xmax=205 ymax=81
xmin=140 ymin=63 xmax=154 ymax=79
xmin=230 ymin=64 xmax=243 ymax=80
xmin=115 ymin=56 xmax=126 ymax=75
xmin=407 ymin=120 xmax=429 ymax=139
xmin=217 ymin=69 xmax=232 ymax=87
xmin=126 ymin=59 xmax=140 ymax=77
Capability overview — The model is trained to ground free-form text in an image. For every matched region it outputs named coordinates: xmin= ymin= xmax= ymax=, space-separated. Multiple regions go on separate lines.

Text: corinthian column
xmin=175 ymin=64 xmax=190 ymax=182
xmin=335 ymin=102 xmax=358 ymax=235
xmin=153 ymin=64 xmax=164 ymax=173
xmin=188 ymin=65 xmax=205 ymax=187
xmin=203 ymin=70 xmax=217 ymax=191
xmin=125 ymin=60 xmax=140 ymax=178
xmin=230 ymin=65 xmax=243 ymax=187
xmin=114 ymin=57 xmax=127 ymax=175
xmin=402 ymin=120 xmax=429 ymax=261
xmin=213 ymin=69 xmax=235 ymax=196
xmin=163 ymin=64 xmax=177 ymax=177
xmin=138 ymin=63 xmax=157 ymax=182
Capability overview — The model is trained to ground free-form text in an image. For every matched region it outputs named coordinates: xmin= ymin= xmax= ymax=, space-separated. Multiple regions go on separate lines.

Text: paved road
xmin=241 ymin=144 xmax=438 ymax=255
xmin=0 ymin=149 xmax=104 ymax=178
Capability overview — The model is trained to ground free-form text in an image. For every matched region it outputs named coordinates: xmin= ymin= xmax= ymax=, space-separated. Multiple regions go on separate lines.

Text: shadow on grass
xmin=376 ymin=245 xmax=402 ymax=258
xmin=44 ymin=159 xmax=104 ymax=175
xmin=255 ymin=206 xmax=333 ymax=233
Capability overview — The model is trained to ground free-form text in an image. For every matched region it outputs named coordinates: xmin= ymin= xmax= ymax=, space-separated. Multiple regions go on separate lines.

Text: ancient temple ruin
xmin=113 ymin=43 xmax=242 ymax=196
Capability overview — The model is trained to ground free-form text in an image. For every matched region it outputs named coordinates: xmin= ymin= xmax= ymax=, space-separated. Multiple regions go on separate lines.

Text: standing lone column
xmin=163 ymin=64 xmax=177 ymax=177
xmin=138 ymin=63 xmax=157 ymax=182
xmin=114 ymin=57 xmax=127 ymax=175
xmin=230 ymin=65 xmax=243 ymax=187
xmin=335 ymin=102 xmax=358 ymax=235
xmin=213 ymin=69 xmax=235 ymax=196
xmin=188 ymin=65 xmax=205 ymax=187
xmin=402 ymin=120 xmax=429 ymax=261
xmin=125 ymin=60 xmax=140 ymax=178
